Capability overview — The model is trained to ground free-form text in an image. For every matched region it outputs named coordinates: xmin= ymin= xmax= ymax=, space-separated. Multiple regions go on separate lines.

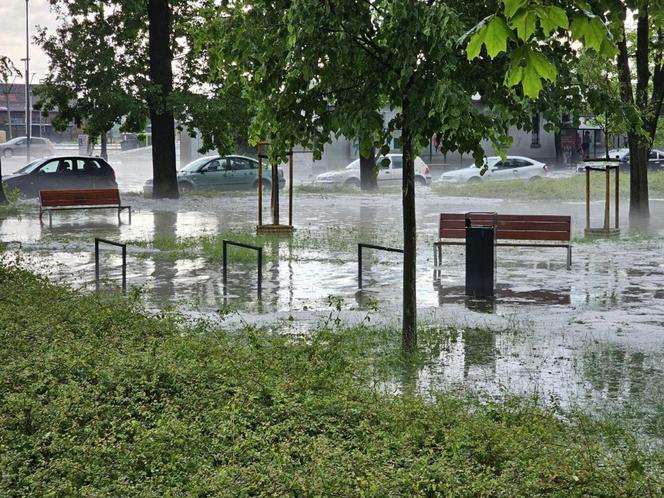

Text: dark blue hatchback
xmin=2 ymin=156 xmax=118 ymax=197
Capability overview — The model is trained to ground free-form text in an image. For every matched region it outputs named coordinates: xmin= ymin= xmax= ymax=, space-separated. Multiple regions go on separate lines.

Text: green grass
xmin=0 ymin=263 xmax=662 ymax=495
xmin=0 ymin=186 xmax=27 ymax=217
xmin=432 ymin=171 xmax=664 ymax=200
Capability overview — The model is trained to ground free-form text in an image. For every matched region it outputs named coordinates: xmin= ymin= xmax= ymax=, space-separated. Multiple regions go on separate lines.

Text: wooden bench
xmin=433 ymin=213 xmax=572 ymax=270
xmin=39 ymin=188 xmax=131 ymax=226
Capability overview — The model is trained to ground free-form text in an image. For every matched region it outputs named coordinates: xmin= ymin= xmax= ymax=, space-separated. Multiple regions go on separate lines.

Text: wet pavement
xmin=2 ymin=188 xmax=664 ymax=444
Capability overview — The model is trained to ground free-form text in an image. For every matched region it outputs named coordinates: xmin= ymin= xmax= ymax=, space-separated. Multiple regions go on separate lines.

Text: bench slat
xmin=40 ymin=189 xmax=122 ymax=208
xmin=440 ymin=213 xmax=571 ymax=223
xmin=438 ymin=212 xmax=571 ymax=242
xmin=441 ymin=219 xmax=571 ymax=232
xmin=440 ymin=228 xmax=571 ymax=241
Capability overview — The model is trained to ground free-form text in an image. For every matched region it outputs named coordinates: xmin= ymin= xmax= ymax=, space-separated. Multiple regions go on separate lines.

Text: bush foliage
xmin=0 ymin=264 xmax=661 ymax=496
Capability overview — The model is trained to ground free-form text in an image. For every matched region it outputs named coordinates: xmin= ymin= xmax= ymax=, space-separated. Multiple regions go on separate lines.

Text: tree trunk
xmin=628 ymin=134 xmax=650 ymax=225
xmin=148 ymin=0 xmax=178 ymax=199
xmin=0 ymin=156 xmax=8 ymax=205
xmin=616 ymin=16 xmax=650 ymax=225
xmin=100 ymin=130 xmax=108 ymax=161
xmin=401 ymin=100 xmax=417 ymax=352
xmin=360 ymin=148 xmax=377 ymax=191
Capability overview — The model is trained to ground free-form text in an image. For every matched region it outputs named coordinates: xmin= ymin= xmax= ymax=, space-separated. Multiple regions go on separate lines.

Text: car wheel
xmin=344 ymin=178 xmax=361 ymax=188
xmin=3 ymin=149 xmax=13 ymax=159
xmin=529 ymin=176 xmax=541 ymax=181
xmin=467 ymin=177 xmax=481 ymax=183
xmin=178 ymin=182 xmax=194 ymax=193
xmin=415 ymin=176 xmax=427 ymax=186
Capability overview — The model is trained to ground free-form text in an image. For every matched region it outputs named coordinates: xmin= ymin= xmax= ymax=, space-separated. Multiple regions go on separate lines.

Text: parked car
xmin=438 ymin=156 xmax=548 ymax=184
xmin=0 ymin=136 xmax=55 ymax=158
xmin=2 ymin=156 xmax=118 ymax=197
xmin=314 ymin=154 xmax=431 ymax=188
xmin=605 ymin=148 xmax=664 ymax=170
xmin=143 ymin=155 xmax=285 ymax=196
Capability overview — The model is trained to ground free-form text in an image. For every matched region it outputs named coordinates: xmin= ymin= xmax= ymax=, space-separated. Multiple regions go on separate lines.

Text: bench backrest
xmin=40 ymin=188 xmax=122 ymax=208
xmin=439 ymin=213 xmax=571 ymax=242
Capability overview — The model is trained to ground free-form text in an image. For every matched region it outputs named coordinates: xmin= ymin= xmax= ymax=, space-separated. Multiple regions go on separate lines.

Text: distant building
xmin=0 ymin=83 xmax=80 ymax=143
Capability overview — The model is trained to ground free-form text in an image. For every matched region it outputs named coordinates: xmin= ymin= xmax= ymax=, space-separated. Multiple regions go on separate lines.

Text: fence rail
xmin=94 ymin=238 xmax=127 ymax=294
xmin=357 ymin=243 xmax=403 ymax=290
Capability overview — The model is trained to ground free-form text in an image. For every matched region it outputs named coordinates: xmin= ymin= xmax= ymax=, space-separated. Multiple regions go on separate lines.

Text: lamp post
xmin=25 ymin=0 xmax=31 ymax=162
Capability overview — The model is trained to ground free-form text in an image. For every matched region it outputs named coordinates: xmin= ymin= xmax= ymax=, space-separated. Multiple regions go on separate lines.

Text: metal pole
xmin=121 ymin=245 xmax=127 ymax=294
xmin=288 ymin=150 xmax=293 ymax=226
xmin=615 ymin=167 xmax=619 ymax=230
xmin=257 ymin=143 xmax=263 ymax=226
xmin=95 ymin=238 xmax=100 ymax=292
xmin=358 ymin=244 xmax=363 ymax=289
xmin=257 ymin=247 xmax=262 ymax=298
xmin=25 ymin=0 xmax=31 ymax=162
xmin=222 ymin=240 xmax=227 ymax=288
xmin=585 ymin=167 xmax=590 ymax=231
xmin=604 ymin=167 xmax=610 ymax=231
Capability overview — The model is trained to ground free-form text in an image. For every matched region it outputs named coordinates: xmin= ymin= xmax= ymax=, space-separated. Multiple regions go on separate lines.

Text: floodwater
xmin=2 ymin=180 xmax=664 ymax=444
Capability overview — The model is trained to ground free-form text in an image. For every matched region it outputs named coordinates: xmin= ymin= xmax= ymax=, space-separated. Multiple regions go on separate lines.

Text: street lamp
xmin=25 ymin=0 xmax=31 ymax=162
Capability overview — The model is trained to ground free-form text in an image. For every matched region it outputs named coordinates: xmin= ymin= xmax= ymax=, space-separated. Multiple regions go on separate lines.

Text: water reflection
xmin=435 ymin=283 xmax=571 ymax=311
xmin=462 ymin=328 xmax=497 ymax=379
xmin=151 ymin=210 xmax=178 ymax=303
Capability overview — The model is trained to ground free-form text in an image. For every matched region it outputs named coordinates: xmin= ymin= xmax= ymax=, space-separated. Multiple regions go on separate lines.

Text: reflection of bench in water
xmin=434 ymin=213 xmax=572 ymax=271
xmin=436 ymin=284 xmax=571 ymax=307
xmin=39 ymin=188 xmax=131 ymax=226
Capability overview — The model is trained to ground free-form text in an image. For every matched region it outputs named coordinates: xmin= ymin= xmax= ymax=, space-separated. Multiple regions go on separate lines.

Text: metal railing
xmin=94 ymin=238 xmax=127 ymax=294
xmin=357 ymin=243 xmax=403 ymax=289
xmin=222 ymin=240 xmax=263 ymax=298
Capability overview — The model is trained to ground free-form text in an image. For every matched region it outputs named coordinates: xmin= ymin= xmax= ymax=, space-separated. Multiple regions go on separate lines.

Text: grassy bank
xmin=0 ymin=264 xmax=661 ymax=495
xmin=432 ymin=171 xmax=664 ymax=200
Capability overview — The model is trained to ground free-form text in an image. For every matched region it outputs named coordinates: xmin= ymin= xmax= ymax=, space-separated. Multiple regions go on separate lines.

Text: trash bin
xmin=465 ymin=213 xmax=496 ymax=298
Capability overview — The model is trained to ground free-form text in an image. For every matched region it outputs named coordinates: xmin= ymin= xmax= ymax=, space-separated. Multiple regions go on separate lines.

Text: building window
xmin=531 ymin=112 xmax=541 ymax=148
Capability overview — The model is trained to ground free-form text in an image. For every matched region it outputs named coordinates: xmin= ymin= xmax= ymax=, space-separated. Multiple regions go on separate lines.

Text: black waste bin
xmin=465 ymin=214 xmax=496 ymax=298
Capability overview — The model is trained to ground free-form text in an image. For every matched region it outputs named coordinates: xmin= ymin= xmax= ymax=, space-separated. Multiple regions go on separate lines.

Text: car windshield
xmin=345 ymin=159 xmax=360 ymax=170
xmin=13 ymin=159 xmax=42 ymax=174
xmin=180 ymin=157 xmax=215 ymax=172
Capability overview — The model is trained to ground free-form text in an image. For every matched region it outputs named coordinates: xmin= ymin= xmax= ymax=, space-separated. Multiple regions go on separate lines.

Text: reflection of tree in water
xmin=583 ymin=344 xmax=648 ymax=399
xmin=151 ymin=210 xmax=178 ymax=304
xmin=462 ymin=328 xmax=497 ymax=379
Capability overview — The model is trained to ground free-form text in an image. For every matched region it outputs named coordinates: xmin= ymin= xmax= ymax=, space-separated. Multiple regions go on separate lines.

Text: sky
xmin=0 ymin=0 xmax=57 ymax=82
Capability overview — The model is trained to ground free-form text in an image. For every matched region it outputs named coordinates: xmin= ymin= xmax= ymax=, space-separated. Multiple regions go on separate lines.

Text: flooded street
xmin=2 ymin=187 xmax=664 ymax=443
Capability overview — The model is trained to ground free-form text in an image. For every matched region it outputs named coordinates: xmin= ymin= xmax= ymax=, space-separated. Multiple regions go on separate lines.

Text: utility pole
xmin=25 ymin=0 xmax=31 ymax=161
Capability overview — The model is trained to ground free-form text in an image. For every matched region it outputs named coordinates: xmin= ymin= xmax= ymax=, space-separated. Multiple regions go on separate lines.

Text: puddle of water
xmin=2 ymin=190 xmax=664 ymax=442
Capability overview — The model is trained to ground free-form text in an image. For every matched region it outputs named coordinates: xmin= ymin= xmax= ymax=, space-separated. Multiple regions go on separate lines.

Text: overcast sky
xmin=0 ymin=0 xmax=57 ymax=82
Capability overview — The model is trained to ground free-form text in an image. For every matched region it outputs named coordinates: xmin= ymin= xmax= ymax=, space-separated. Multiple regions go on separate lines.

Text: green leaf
xmin=484 ymin=16 xmax=514 ymax=57
xmin=510 ymin=10 xmax=537 ymax=40
xmin=466 ymin=28 xmax=485 ymax=59
xmin=528 ymin=51 xmax=556 ymax=82
xmin=571 ymin=14 xmax=607 ymax=52
xmin=538 ymin=6 xmax=569 ymax=36
xmin=521 ymin=62 xmax=543 ymax=97
xmin=585 ymin=17 xmax=607 ymax=52
xmin=570 ymin=14 xmax=589 ymax=42
xmin=599 ymin=37 xmax=618 ymax=58
xmin=503 ymin=0 xmax=528 ymax=18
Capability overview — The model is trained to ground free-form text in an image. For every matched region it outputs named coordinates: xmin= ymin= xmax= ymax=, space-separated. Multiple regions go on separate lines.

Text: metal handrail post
xmin=95 ymin=237 xmax=127 ymax=294
xmin=95 ymin=238 xmax=100 ymax=292
xmin=222 ymin=239 xmax=263 ymax=300
xmin=357 ymin=243 xmax=404 ymax=290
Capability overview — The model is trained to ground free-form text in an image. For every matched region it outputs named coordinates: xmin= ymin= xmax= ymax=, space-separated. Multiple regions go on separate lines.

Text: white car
xmin=314 ymin=154 xmax=431 ymax=188
xmin=438 ymin=156 xmax=548 ymax=184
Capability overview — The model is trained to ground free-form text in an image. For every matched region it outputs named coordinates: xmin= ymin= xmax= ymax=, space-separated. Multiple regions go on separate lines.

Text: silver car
xmin=0 ymin=136 xmax=55 ymax=158
xmin=314 ymin=154 xmax=431 ymax=188
xmin=439 ymin=156 xmax=549 ymax=184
